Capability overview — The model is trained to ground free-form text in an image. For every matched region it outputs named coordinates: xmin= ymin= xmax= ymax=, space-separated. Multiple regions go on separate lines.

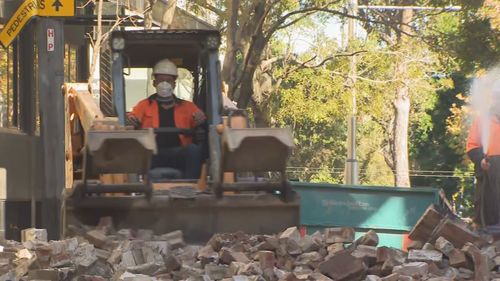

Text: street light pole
xmin=345 ymin=0 xmax=358 ymax=185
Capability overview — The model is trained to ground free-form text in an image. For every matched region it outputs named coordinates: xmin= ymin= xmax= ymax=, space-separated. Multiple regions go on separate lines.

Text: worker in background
xmin=128 ymin=58 xmax=206 ymax=179
xmin=466 ymin=82 xmax=500 ymax=227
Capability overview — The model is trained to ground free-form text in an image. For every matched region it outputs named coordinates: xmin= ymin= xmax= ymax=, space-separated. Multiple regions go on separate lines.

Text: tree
xmin=361 ymin=1 xmax=450 ymax=186
xmin=189 ymin=0 xmax=346 ymax=109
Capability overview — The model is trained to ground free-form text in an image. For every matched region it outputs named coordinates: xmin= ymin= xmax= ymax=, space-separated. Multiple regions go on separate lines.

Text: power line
xmin=287 ymin=166 xmax=474 ymax=174
xmin=357 ymin=5 xmax=461 ymax=11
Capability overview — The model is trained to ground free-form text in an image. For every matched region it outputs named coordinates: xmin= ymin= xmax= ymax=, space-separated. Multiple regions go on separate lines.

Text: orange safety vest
xmin=466 ymin=116 xmax=500 ymax=156
xmin=130 ymin=96 xmax=203 ymax=146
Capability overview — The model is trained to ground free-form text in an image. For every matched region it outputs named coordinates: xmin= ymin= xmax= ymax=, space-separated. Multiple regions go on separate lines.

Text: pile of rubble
xmin=1 ymin=207 xmax=500 ymax=281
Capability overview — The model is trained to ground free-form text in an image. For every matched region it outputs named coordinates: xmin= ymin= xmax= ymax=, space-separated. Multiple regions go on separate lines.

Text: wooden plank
xmin=63 ymin=85 xmax=73 ymax=189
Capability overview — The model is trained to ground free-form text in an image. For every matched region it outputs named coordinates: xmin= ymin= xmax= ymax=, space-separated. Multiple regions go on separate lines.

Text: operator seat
xmin=149 ymin=167 xmax=183 ymax=181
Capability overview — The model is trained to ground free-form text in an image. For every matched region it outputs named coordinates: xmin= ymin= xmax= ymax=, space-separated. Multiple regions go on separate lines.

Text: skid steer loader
xmin=63 ymin=30 xmax=299 ymax=242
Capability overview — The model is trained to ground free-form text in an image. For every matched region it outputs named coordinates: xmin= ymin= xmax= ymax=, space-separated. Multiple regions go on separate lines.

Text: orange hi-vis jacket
xmin=466 ymin=116 xmax=500 ymax=156
xmin=130 ymin=96 xmax=203 ymax=146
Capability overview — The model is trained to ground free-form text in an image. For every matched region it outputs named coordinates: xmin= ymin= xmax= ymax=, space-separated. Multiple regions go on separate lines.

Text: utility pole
xmin=345 ymin=0 xmax=358 ymax=185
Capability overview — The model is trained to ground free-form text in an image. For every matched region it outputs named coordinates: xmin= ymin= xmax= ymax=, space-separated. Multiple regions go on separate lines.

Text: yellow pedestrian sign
xmin=0 ymin=0 xmax=75 ymax=48
xmin=39 ymin=0 xmax=75 ymax=17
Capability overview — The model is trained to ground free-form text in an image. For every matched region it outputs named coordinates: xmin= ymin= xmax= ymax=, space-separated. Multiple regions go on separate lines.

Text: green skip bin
xmin=292 ymin=182 xmax=443 ymax=250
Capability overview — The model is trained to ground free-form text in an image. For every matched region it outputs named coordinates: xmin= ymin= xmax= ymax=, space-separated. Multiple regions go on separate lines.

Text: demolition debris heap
xmin=2 ymin=208 xmax=500 ymax=281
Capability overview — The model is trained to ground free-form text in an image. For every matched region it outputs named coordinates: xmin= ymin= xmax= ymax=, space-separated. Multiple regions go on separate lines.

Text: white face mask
xmin=156 ymin=81 xmax=174 ymax=98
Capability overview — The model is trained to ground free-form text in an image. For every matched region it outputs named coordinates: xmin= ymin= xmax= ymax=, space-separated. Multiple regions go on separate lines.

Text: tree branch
xmin=275 ymin=10 xmax=318 ymax=31
xmin=266 ymin=1 xmax=341 ymax=40
xmin=192 ymin=1 xmax=224 ymax=17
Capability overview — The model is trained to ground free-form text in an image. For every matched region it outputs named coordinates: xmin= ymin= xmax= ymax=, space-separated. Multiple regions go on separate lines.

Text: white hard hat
xmin=153 ymin=58 xmax=178 ymax=77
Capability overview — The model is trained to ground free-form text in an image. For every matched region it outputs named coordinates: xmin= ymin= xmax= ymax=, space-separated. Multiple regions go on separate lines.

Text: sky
xmin=292 ymin=16 xmax=366 ymax=54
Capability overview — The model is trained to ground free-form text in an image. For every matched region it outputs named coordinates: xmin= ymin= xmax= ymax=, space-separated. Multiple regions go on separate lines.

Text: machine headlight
xmin=112 ymin=37 xmax=125 ymax=51
xmin=206 ymin=35 xmax=220 ymax=50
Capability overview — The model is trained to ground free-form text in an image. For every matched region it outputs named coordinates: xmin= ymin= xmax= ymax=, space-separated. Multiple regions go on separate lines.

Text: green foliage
xmin=426 ymin=7 xmax=500 ymax=73
xmin=270 ymin=65 xmax=348 ymax=182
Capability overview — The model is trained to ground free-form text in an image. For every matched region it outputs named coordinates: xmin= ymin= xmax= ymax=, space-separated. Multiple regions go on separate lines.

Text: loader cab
xmin=110 ymin=29 xmax=222 ymax=128
xmin=109 ymin=30 xmax=223 ymax=183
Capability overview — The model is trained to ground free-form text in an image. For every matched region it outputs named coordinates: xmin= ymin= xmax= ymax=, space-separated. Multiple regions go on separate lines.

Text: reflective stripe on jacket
xmin=466 ymin=116 xmax=500 ymax=156
xmin=130 ymin=96 xmax=203 ymax=146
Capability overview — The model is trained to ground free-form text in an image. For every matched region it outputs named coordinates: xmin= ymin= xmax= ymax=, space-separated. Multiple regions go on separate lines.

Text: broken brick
xmin=326 ymin=243 xmax=344 ymax=255
xmin=258 ymin=251 xmax=276 ymax=271
xmin=447 ymin=248 xmax=467 ymax=268
xmin=220 ymin=248 xmax=250 ymax=264
xmin=21 ymin=228 xmax=47 ymax=243
xmin=319 ymin=250 xmax=366 ymax=281
xmin=28 ymin=269 xmax=64 ymax=280
xmin=407 ymin=240 xmax=424 ymax=250
xmin=294 ymin=252 xmax=322 ymax=268
xmin=279 ymin=227 xmax=301 ymax=243
xmin=380 ymin=273 xmax=399 ymax=281
xmin=409 ymin=206 xmax=443 ymax=240
xmin=435 ymin=237 xmax=454 ymax=255
xmin=351 ymin=245 xmax=377 ymax=266
xmin=298 ymin=236 xmax=320 ymax=253
xmin=432 ymin=219 xmax=483 ymax=249
xmin=164 ymin=254 xmax=181 ymax=273
xmin=161 ymin=230 xmax=185 ymax=249
xmin=463 ymin=243 xmax=490 ymax=281
xmin=84 ymin=230 xmax=108 ymax=249
xmin=422 ymin=243 xmax=435 ymax=251
xmin=365 ymin=275 xmax=381 ymax=281
xmin=309 ymin=272 xmax=333 ymax=281
xmin=120 ymin=251 xmax=137 ymax=268
xmin=376 ymin=247 xmax=405 ymax=265
xmin=198 ymin=244 xmax=219 ymax=266
xmin=407 ymin=249 xmax=443 ymax=263
xmin=324 ymin=228 xmax=355 ymax=244
xmin=392 ymin=262 xmax=429 ymax=278
xmin=355 ymin=230 xmax=379 ymax=247
xmin=238 ymin=262 xmax=263 ymax=276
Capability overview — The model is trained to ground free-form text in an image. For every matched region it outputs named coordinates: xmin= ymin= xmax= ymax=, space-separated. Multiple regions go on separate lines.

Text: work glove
xmin=193 ymin=111 xmax=206 ymax=127
xmin=127 ymin=115 xmax=141 ymax=129
xmin=481 ymin=158 xmax=491 ymax=171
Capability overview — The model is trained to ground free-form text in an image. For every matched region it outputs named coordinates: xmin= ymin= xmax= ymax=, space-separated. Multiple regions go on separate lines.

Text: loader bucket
xmin=85 ymin=129 xmax=157 ymax=177
xmin=222 ymin=128 xmax=294 ymax=172
xmin=72 ymin=129 xmax=157 ymax=197
xmin=64 ymin=192 xmax=300 ymax=243
xmin=214 ymin=128 xmax=295 ymax=200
